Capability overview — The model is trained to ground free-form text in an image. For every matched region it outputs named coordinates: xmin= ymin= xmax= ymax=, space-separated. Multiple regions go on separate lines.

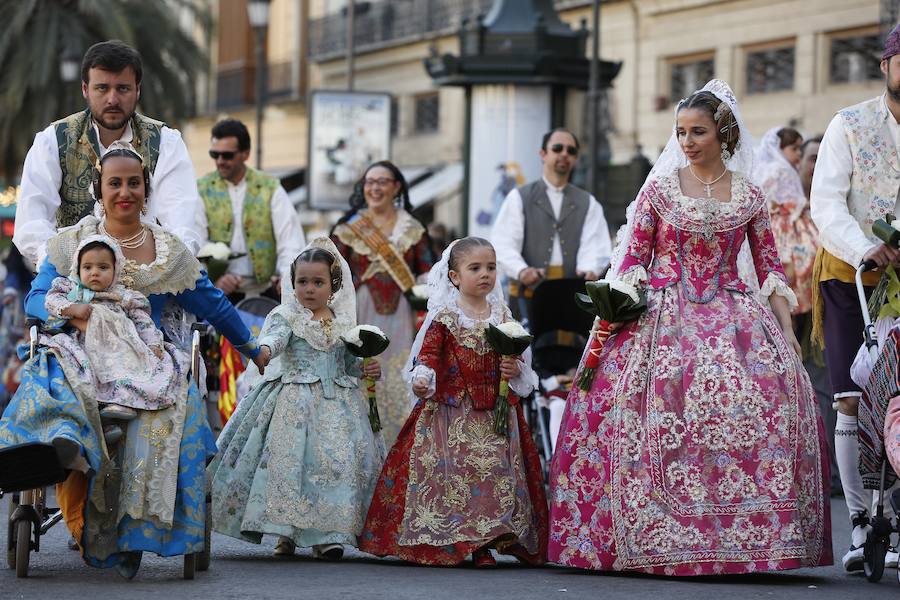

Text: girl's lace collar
xmin=269 ymin=302 xmax=354 ymax=352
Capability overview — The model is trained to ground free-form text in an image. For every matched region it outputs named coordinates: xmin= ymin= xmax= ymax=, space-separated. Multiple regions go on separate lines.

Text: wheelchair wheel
xmin=865 ymin=536 xmax=887 ymax=583
xmin=183 ymin=552 xmax=195 ymax=580
xmin=6 ymin=494 xmax=18 ymax=569
xmin=15 ymin=518 xmax=30 ymax=578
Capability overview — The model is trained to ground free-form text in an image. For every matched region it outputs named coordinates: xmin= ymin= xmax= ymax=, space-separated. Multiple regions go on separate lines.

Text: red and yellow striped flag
xmin=218 ymin=336 xmax=246 ymax=423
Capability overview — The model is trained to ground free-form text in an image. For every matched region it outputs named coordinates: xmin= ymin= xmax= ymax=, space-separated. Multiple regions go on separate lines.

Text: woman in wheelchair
xmin=0 ymin=144 xmax=266 ymax=578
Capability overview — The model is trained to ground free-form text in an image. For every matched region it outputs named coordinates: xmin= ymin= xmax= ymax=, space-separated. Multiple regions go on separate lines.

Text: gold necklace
xmin=688 ymin=165 xmax=728 ymax=198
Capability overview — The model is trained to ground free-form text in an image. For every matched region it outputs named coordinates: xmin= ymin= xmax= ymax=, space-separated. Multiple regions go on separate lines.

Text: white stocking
xmin=835 ymin=411 xmax=872 ymax=520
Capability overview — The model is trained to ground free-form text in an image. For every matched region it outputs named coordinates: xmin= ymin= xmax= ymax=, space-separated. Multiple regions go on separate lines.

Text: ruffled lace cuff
xmin=759 ymin=272 xmax=798 ymax=311
xmin=509 ymin=358 xmax=538 ymax=398
xmin=618 ymin=266 xmax=648 ymax=289
xmin=411 ymin=364 xmax=437 ymax=399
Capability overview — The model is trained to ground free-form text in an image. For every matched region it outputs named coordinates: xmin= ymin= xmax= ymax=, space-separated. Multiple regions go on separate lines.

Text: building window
xmin=414 ymin=93 xmax=440 ymax=134
xmin=746 ymin=44 xmax=795 ymax=94
xmin=668 ymin=55 xmax=715 ymax=103
xmin=830 ymin=31 xmax=882 ymax=84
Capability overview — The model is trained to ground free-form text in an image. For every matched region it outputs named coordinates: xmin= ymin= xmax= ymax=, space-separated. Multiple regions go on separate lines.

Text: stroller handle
xmin=856 ymin=261 xmax=880 ymax=358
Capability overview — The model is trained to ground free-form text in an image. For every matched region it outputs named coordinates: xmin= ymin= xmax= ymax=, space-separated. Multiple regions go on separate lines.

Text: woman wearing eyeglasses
xmin=331 ymin=161 xmax=435 ymax=445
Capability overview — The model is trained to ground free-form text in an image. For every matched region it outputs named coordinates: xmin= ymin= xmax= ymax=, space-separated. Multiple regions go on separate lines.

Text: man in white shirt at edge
xmin=810 ymin=23 xmax=900 ymax=574
xmin=197 ymin=118 xmax=304 ymax=302
xmin=491 ymin=127 xmax=612 ymax=451
xmin=13 ymin=40 xmax=205 ymax=268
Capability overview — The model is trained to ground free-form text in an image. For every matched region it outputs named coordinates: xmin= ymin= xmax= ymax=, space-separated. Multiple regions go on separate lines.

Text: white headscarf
xmin=753 ymin=126 xmax=807 ymax=222
xmin=403 ymin=238 xmax=518 ymax=404
xmin=608 ymin=79 xmax=758 ymax=290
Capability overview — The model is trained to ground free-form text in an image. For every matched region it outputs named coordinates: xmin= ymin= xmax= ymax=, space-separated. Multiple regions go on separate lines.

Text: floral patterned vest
xmin=838 ymin=96 xmax=900 ymax=249
xmin=53 ymin=109 xmax=163 ymax=228
xmin=197 ymin=167 xmax=278 ymax=283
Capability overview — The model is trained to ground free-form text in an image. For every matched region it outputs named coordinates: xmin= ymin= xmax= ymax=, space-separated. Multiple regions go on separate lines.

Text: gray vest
xmin=519 ymin=179 xmax=591 ymax=276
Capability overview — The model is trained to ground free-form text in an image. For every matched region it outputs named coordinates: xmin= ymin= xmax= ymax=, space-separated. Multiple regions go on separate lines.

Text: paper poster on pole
xmin=308 ymin=91 xmax=391 ymax=210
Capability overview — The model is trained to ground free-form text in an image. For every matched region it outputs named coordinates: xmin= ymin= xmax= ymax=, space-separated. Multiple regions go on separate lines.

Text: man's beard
xmin=91 ymin=108 xmax=130 ymax=131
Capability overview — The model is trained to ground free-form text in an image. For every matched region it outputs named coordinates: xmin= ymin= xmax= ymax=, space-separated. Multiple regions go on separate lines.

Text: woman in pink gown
xmin=548 ymin=80 xmax=832 ymax=576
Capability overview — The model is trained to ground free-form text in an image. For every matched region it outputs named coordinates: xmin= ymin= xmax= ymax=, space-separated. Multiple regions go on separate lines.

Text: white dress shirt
xmin=14 ymin=120 xmax=206 ymax=266
xmin=216 ymin=175 xmax=305 ymax=283
xmin=491 ymin=176 xmax=612 ymax=281
xmin=811 ymin=94 xmax=900 ymax=266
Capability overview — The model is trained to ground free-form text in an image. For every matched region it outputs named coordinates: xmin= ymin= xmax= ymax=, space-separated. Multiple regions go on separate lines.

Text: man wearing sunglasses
xmin=491 ymin=127 xmax=612 ymax=320
xmin=197 ymin=119 xmax=304 ymax=301
xmin=14 ymin=40 xmax=206 ymax=268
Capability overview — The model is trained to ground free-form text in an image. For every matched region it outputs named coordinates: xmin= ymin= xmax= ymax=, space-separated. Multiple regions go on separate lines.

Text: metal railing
xmin=308 ymin=0 xmax=591 ymax=61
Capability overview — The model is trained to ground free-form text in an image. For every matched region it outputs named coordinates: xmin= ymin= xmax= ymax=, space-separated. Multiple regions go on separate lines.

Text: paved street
xmin=0 ymin=496 xmax=888 ymax=599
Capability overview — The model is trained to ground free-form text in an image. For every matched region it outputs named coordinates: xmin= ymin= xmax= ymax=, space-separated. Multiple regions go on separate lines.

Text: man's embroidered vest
xmin=838 ymin=97 xmax=900 ymax=256
xmin=198 ymin=167 xmax=278 ymax=283
xmin=53 ymin=109 xmax=163 ymax=228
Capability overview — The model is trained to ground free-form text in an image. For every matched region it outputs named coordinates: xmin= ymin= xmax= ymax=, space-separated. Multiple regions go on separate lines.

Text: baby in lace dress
xmin=44 ymin=235 xmax=188 ymax=439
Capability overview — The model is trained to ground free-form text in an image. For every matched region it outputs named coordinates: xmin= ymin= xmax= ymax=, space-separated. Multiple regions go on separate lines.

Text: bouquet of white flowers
xmin=484 ymin=320 xmax=533 ymax=437
xmin=404 ymin=284 xmax=429 ymax=311
xmin=573 ymin=279 xmax=647 ymax=391
xmin=341 ymin=324 xmax=391 ymax=432
xmin=197 ymin=242 xmax=246 ymax=282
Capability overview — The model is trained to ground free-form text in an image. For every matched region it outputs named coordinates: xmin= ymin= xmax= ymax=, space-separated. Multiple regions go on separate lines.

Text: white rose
xmin=605 ymin=279 xmax=640 ymax=304
xmin=411 ymin=284 xmax=429 ymax=298
xmin=496 ymin=320 xmax=529 ymax=338
xmin=197 ymin=242 xmax=231 ymax=262
xmin=891 ymin=218 xmax=900 ymax=231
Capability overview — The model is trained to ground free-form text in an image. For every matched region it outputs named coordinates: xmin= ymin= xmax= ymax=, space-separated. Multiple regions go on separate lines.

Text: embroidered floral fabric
xmin=360 ymin=297 xmax=547 ymax=565
xmin=547 ymin=172 xmax=831 ymax=574
xmin=208 ymin=307 xmax=385 ymax=548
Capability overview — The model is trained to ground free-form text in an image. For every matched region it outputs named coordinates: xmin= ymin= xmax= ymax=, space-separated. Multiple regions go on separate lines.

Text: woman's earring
xmin=97 ymin=202 xmax=106 ymax=217
xmin=720 ymin=142 xmax=731 ymax=163
xmin=140 ymin=202 xmax=149 ymax=216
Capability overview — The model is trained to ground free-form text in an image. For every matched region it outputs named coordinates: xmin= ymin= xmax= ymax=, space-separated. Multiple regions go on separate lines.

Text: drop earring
xmin=720 ymin=142 xmax=731 ymax=163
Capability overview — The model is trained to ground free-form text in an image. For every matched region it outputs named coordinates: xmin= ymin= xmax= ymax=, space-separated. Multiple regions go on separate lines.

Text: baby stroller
xmin=523 ymin=278 xmax=593 ymax=479
xmin=855 ymin=260 xmax=900 ymax=583
xmin=1 ymin=320 xmax=210 ymax=579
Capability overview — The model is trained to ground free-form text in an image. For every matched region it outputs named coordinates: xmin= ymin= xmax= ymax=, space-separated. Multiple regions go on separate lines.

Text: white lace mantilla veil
xmin=608 ymin=79 xmax=759 ymax=292
xmin=240 ymin=236 xmax=356 ymax=390
xmin=753 ymin=126 xmax=808 ymax=223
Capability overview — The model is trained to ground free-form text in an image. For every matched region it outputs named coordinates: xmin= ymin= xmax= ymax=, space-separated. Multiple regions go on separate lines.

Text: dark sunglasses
xmin=209 ymin=150 xmax=236 ymax=160
xmin=550 ymin=143 xmax=578 ymax=156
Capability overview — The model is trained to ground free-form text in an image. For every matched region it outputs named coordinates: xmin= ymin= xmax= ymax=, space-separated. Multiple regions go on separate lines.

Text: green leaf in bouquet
xmin=574 ymin=292 xmax=598 ymax=316
xmin=584 ymin=281 xmax=615 ymax=317
xmin=343 ymin=328 xmax=391 ymax=358
xmin=484 ymin=324 xmax=533 ymax=356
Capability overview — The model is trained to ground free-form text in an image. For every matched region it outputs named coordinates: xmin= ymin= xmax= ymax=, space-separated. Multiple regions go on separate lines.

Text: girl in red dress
xmin=359 ymin=237 xmax=548 ymax=566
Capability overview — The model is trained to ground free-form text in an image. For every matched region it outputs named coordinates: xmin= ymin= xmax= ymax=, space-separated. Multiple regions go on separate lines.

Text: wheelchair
xmin=1 ymin=320 xmax=211 ymax=579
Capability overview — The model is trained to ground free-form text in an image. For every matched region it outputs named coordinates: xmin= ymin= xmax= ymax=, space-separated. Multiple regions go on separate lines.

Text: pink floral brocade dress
xmin=548 ymin=172 xmax=832 ymax=575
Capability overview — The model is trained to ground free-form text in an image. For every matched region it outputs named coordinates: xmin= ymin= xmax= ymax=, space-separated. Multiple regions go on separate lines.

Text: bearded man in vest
xmin=198 ymin=119 xmax=304 ymax=302
xmin=491 ymin=127 xmax=612 ymax=322
xmin=14 ymin=40 xmax=205 ymax=268
xmin=810 ymin=23 xmax=900 ymax=574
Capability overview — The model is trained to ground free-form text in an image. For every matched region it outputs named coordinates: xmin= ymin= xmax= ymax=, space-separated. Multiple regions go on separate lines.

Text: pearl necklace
xmin=99 ymin=221 xmax=148 ymax=249
xmin=688 ymin=165 xmax=728 ymax=198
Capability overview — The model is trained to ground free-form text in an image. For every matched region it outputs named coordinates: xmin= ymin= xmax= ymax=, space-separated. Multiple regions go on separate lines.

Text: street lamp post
xmin=247 ymin=0 xmax=271 ymax=170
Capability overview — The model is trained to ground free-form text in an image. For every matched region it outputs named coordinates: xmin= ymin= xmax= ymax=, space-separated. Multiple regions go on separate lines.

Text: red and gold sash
xmin=345 ymin=213 xmax=417 ymax=292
